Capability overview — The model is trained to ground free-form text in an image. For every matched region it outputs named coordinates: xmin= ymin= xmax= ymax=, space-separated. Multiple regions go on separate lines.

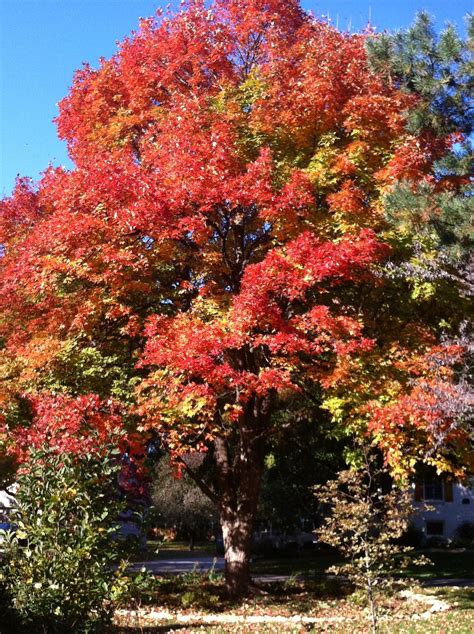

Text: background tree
xmin=356 ymin=13 xmax=474 ymax=474
xmin=320 ymin=13 xmax=473 ymax=480
xmin=152 ymin=457 xmax=217 ymax=550
xmin=0 ymin=2 xmax=470 ymax=595
xmin=366 ymin=12 xmax=472 ymax=282
xmin=258 ymin=411 xmax=347 ymax=533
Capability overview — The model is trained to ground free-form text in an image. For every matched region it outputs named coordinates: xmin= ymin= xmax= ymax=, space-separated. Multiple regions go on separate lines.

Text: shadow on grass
xmin=429 ymin=586 xmax=474 ymax=610
xmin=112 ymin=626 xmax=190 ymax=633
xmin=398 ymin=550 xmax=474 ymax=581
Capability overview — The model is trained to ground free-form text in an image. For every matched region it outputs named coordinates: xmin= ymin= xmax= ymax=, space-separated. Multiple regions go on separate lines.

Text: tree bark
xmin=213 ymin=397 xmax=268 ymax=597
xmin=220 ymin=512 xmax=255 ymax=597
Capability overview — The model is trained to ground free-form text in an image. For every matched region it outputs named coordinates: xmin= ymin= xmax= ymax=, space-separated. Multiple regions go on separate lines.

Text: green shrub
xmin=0 ymin=580 xmax=22 ymax=633
xmin=398 ymin=523 xmax=424 ymax=548
xmin=0 ymin=444 xmax=132 ymax=633
xmin=454 ymin=521 xmax=474 ymax=546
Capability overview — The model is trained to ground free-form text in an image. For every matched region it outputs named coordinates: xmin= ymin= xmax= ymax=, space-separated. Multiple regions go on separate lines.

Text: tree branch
xmin=175 ymin=455 xmax=219 ymax=506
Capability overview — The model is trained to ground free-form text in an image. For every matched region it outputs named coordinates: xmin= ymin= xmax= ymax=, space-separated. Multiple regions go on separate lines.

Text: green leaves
xmin=0 ymin=444 xmax=129 ymax=633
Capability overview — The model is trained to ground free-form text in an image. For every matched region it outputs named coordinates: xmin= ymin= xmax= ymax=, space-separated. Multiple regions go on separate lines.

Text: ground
xmin=113 ymin=543 xmax=474 ymax=633
xmin=113 ymin=585 xmax=474 ymax=632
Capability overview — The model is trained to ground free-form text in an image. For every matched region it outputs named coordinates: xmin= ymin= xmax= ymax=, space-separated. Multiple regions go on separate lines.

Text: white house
xmin=0 ymin=485 xmax=16 ymax=521
xmin=412 ymin=474 xmax=474 ymax=540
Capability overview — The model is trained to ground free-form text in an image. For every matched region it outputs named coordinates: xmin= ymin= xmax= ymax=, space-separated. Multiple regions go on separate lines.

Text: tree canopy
xmin=0 ymin=2 xmax=471 ymax=594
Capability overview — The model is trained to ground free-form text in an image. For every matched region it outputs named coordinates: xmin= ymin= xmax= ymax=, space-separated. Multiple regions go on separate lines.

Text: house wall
xmin=412 ymin=478 xmax=474 ymax=539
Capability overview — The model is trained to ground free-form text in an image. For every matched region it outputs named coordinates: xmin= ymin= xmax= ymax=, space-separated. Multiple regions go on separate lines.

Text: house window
xmin=414 ymin=476 xmax=454 ymax=502
xmin=426 ymin=521 xmax=444 ymax=536
xmin=424 ymin=478 xmax=444 ymax=501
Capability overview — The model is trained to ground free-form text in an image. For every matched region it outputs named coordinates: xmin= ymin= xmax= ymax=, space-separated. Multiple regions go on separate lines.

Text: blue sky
xmin=1 ymin=0 xmax=472 ymax=196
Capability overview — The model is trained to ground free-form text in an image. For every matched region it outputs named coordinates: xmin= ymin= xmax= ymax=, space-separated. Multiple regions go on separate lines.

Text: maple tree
xmin=0 ymin=2 xmax=470 ymax=595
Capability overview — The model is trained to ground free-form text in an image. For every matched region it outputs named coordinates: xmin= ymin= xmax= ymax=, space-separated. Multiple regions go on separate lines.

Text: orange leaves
xmin=343 ymin=92 xmax=416 ymax=141
xmin=2 ymin=0 xmax=457 ymax=470
xmin=57 ymin=2 xmax=235 ymax=161
xmin=137 ymin=227 xmax=385 ymax=440
xmin=375 ymin=134 xmax=451 ymax=186
xmin=216 ymin=0 xmax=304 ymax=44
xmin=327 ymin=180 xmax=367 ymax=215
xmin=56 ymin=60 xmax=130 ymax=161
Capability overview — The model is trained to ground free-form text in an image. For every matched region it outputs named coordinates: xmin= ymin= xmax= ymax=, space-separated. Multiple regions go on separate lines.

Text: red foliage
xmin=367 ymin=344 xmax=472 ymax=475
xmin=1 ymin=393 xmax=122 ymax=462
xmin=0 ymin=0 xmax=455 ymax=471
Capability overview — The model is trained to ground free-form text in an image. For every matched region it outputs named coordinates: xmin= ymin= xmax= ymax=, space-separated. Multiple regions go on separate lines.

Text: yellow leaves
xmin=305 ymin=147 xmax=340 ymax=189
xmin=214 ymin=71 xmax=266 ymax=117
xmin=138 ymin=367 xmax=214 ymax=434
xmin=239 ymin=72 xmax=266 ymax=104
xmin=264 ymin=452 xmax=276 ymax=469
xmin=425 ymin=455 xmax=464 ymax=479
xmin=63 ymin=487 xmax=78 ymax=501
xmin=411 ymin=280 xmax=436 ymax=300
xmin=331 ymin=211 xmax=363 ymax=234
xmin=210 ymin=73 xmax=268 ymax=160
xmin=191 ymin=293 xmax=228 ymax=323
xmin=179 ymin=392 xmax=209 ymax=419
xmin=321 ymin=396 xmax=346 ymax=424
xmin=348 ymin=127 xmax=363 ymax=140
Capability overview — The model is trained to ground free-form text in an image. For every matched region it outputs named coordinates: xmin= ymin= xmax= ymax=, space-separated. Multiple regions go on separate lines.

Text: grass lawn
xmin=250 ymin=549 xmax=341 ymax=577
xmin=250 ymin=548 xmax=474 ymax=581
xmin=136 ymin=540 xmax=217 ymax=560
xmin=135 ymin=540 xmax=474 ymax=583
xmin=399 ymin=550 xmax=474 ymax=580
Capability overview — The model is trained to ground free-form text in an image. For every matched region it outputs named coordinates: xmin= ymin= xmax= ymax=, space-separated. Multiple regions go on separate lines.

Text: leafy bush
xmin=424 ymin=535 xmax=448 ymax=549
xmin=111 ymin=565 xmax=161 ymax=610
xmin=454 ymin=521 xmax=474 ymax=546
xmin=398 ymin=523 xmax=424 ymax=548
xmin=315 ymin=455 xmax=417 ymax=634
xmin=0 ymin=444 xmax=132 ymax=633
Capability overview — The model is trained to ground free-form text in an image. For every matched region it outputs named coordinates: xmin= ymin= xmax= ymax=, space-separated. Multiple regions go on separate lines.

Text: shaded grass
xmin=134 ymin=540 xmax=474 ymax=584
xmin=133 ymin=540 xmax=217 ymax=561
xmin=398 ymin=550 xmax=474 ymax=580
xmin=251 ymin=550 xmax=341 ymax=577
xmin=251 ymin=548 xmax=474 ymax=581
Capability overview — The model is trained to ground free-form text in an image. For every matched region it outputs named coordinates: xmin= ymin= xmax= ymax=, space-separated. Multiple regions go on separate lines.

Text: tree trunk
xmin=221 ymin=513 xmax=254 ymax=597
xmin=214 ymin=400 xmax=267 ymax=597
